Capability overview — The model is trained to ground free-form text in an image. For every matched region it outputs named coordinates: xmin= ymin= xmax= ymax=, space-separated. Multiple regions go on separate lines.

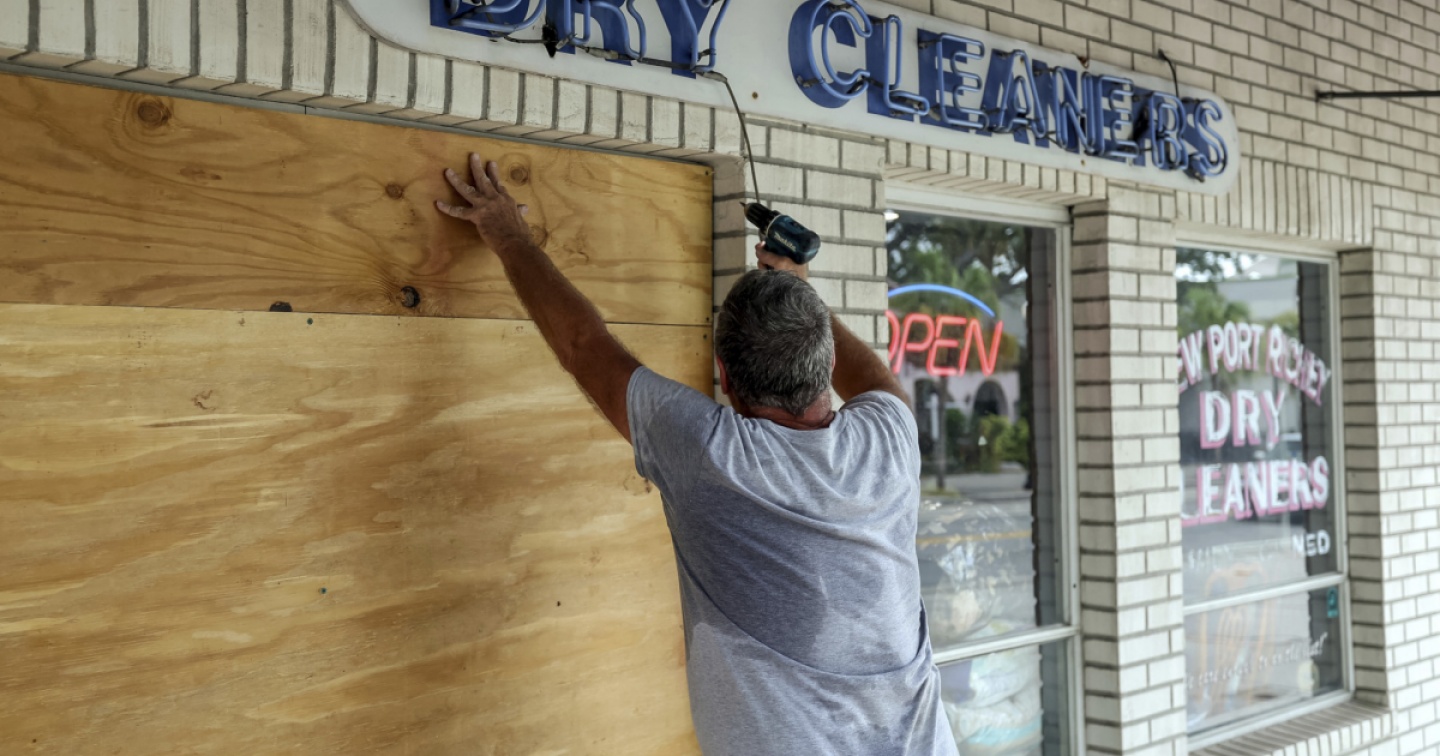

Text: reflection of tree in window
xmin=886 ymin=215 xmax=1026 ymax=375
xmin=887 ymin=210 xmax=1068 ymax=752
xmin=887 ymin=214 xmax=1031 ymax=481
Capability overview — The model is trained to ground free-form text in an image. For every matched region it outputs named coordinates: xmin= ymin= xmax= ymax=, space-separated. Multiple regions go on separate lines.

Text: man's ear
xmin=716 ymin=356 xmax=731 ymax=395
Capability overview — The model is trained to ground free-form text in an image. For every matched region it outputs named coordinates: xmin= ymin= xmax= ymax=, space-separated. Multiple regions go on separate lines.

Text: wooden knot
xmin=136 ymin=99 xmax=171 ymax=127
xmin=508 ymin=165 xmax=530 ymax=186
xmin=385 ymin=183 xmax=405 ymax=199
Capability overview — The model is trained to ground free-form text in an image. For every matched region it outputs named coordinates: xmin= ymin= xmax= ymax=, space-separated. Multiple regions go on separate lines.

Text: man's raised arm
xmin=756 ymin=246 xmax=909 ymax=407
xmin=436 ymin=154 xmax=641 ymax=442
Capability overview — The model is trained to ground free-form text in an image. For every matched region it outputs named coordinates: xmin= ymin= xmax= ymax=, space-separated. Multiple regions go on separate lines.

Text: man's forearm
xmin=491 ymin=237 xmax=610 ymax=372
xmin=435 ymin=155 xmax=640 ymax=441
xmin=831 ymin=313 xmax=908 ymax=406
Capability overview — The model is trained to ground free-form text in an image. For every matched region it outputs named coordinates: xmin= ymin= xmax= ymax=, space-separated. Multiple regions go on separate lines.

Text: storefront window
xmin=888 ymin=209 xmax=1069 ymax=755
xmin=939 ymin=641 xmax=1072 ymax=756
xmin=1175 ymin=247 xmax=1347 ymax=739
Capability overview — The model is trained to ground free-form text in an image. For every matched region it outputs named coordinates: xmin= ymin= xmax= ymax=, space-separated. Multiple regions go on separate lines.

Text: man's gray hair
xmin=715 ymin=270 xmax=834 ymax=416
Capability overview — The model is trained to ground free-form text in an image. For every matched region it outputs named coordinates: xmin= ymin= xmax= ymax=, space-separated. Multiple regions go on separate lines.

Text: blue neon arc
xmin=887 ymin=284 xmax=996 ymax=318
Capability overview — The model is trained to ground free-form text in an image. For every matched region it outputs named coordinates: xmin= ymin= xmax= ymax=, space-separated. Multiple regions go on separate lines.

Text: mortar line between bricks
xmin=714 ymin=194 xmax=882 ymax=213
xmin=752 ymin=159 xmax=882 ymax=180
xmin=714 ymin=231 xmax=887 ymax=247
xmin=1072 ymin=211 xmax=1175 ymax=222
xmin=235 ymin=0 xmax=247 ymax=83
xmin=189 ymin=0 xmax=200 ymax=76
xmin=138 ymin=0 xmax=149 ymax=67
xmin=282 ymin=0 xmax=292 ymax=90
xmin=84 ymin=0 xmax=94 ymax=58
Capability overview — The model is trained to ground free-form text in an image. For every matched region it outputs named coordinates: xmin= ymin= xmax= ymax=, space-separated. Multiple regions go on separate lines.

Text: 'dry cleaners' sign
xmin=341 ymin=0 xmax=1240 ymax=194
xmin=1177 ymin=321 xmax=1333 ymax=528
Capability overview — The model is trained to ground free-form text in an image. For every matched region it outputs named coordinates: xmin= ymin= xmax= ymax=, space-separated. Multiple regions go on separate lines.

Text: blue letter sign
xmin=404 ymin=0 xmax=1238 ymax=191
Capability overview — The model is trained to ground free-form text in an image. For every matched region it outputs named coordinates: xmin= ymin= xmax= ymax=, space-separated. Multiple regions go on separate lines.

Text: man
xmin=437 ymin=154 xmax=958 ymax=756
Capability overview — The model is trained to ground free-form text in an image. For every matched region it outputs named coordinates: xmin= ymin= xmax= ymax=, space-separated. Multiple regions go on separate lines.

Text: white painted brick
xmin=713 ymin=236 xmax=750 ymax=273
xmin=128 ymin=0 xmax=193 ymax=82
xmin=754 ymin=162 xmax=804 ymax=201
xmin=619 ymin=92 xmax=648 ymax=143
xmin=512 ymin=72 xmax=550 ymax=128
xmin=650 ymin=97 xmax=681 ymax=148
xmin=836 ymin=312 xmax=877 ymax=344
xmin=242 ymin=0 xmax=285 ymax=92
xmin=809 ymin=243 xmax=876 ymax=277
xmin=714 ymin=106 xmax=743 ymax=157
xmin=27 ymin=0 xmax=86 ymax=67
xmin=486 ymin=68 xmax=520 ymax=125
xmin=843 ymin=210 xmax=887 ymax=245
xmin=840 ymin=277 xmax=887 ymax=311
xmin=682 ymin=102 xmax=711 ymax=151
xmin=555 ymin=79 xmax=587 ymax=134
xmin=806 ymin=171 xmax=873 ymax=207
xmin=0 ymin=0 xmax=26 ymax=58
xmin=189 ymin=0 xmax=239 ymax=86
xmin=370 ymin=43 xmax=411 ymax=110
xmin=74 ymin=0 xmax=142 ymax=75
xmin=330 ymin=3 xmax=373 ymax=103
xmin=588 ymin=86 xmax=620 ymax=140
xmin=290 ymin=0 xmax=329 ymax=97
xmin=447 ymin=61 xmax=486 ymax=121
xmin=808 ymin=276 xmax=844 ymax=308
xmin=411 ymin=54 xmax=448 ymax=115
xmin=842 ymin=141 xmax=886 ymax=174
xmin=770 ymin=129 xmax=840 ymax=168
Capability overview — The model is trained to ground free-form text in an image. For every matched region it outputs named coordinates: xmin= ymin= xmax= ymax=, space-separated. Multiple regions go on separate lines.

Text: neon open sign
xmin=886 ymin=285 xmax=1004 ymax=377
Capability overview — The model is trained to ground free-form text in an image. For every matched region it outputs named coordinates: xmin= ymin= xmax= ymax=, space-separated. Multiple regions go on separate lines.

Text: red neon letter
xmin=974 ymin=320 xmax=1003 ymax=375
xmin=927 ymin=315 xmax=967 ymax=376
xmin=894 ymin=313 xmax=935 ymax=374
xmin=886 ymin=310 xmax=902 ymax=368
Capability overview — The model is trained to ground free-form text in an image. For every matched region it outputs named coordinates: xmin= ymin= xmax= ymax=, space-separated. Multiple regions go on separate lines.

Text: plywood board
xmin=0 ymin=72 xmax=712 ymax=326
xmin=0 ymin=302 xmax=710 ymax=755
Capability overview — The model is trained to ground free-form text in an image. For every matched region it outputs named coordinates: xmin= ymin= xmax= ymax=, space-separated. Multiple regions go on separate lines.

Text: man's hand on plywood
xmin=436 ymin=153 xmax=534 ymax=255
xmin=434 ymin=153 xmax=642 ymax=444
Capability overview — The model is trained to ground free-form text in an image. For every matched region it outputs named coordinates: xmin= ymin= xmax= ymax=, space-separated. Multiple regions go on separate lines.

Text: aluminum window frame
xmin=888 ymin=184 xmax=1081 ymax=756
xmin=1172 ymin=236 xmax=1352 ymax=752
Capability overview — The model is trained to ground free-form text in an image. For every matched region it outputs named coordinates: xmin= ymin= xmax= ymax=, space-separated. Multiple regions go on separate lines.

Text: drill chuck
xmin=745 ymin=203 xmax=821 ymax=266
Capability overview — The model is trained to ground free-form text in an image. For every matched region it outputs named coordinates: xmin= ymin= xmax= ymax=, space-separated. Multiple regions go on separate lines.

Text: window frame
xmin=1172 ymin=232 xmax=1353 ymax=751
xmin=888 ymin=183 xmax=1081 ymax=756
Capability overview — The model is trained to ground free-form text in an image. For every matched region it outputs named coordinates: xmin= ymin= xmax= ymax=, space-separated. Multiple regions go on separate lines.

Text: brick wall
xmin=1071 ymin=186 xmax=1188 ymax=756
xmin=5 ymin=0 xmax=1440 ymax=753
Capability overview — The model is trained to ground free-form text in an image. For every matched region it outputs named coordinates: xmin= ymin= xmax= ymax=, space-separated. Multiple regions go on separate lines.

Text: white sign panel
xmin=342 ymin=0 xmax=1240 ymax=194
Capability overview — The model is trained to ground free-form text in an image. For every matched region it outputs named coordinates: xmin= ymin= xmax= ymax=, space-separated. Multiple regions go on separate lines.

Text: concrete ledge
xmin=1193 ymin=701 xmax=1393 ymax=756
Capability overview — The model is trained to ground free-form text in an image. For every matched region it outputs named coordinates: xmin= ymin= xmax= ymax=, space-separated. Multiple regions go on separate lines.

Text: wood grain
xmin=0 ymin=303 xmax=710 ymax=755
xmin=0 ymin=72 xmax=713 ymax=326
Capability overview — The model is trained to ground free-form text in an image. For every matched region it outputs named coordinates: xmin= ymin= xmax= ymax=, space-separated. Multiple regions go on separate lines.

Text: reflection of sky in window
xmin=1212 ymin=277 xmax=1299 ymax=322
xmin=1176 ymin=249 xmax=1303 ymax=329
xmin=1176 ymin=249 xmax=1297 ymax=281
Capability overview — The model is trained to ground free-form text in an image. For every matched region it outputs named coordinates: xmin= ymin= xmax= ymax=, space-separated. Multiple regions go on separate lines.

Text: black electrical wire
xmin=475 ymin=16 xmax=763 ymax=204
xmin=1158 ymin=49 xmax=1182 ymax=100
xmin=707 ymin=71 xmax=764 ymax=205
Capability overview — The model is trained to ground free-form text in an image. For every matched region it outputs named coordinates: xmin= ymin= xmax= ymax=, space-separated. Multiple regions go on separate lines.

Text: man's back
xmin=629 ymin=367 xmax=959 ymax=756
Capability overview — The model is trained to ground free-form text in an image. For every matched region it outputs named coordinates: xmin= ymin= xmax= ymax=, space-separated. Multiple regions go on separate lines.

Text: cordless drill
xmin=745 ymin=203 xmax=821 ymax=265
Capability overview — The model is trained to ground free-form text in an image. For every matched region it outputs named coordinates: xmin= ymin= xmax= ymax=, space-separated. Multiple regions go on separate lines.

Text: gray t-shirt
xmin=628 ymin=367 xmax=959 ymax=756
